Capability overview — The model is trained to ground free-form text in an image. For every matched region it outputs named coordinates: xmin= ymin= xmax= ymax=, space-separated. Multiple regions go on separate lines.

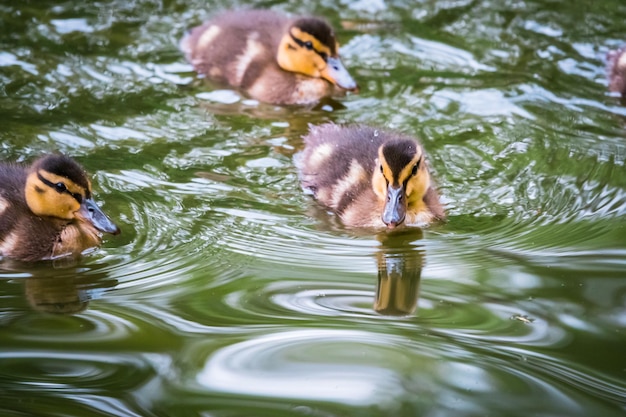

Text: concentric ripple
xmin=194 ymin=329 xmax=438 ymax=405
xmin=0 ymin=351 xmax=154 ymax=390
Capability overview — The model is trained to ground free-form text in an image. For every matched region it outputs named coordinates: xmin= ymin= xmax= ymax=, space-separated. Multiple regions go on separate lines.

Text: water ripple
xmin=271 ymin=285 xmax=375 ymax=317
xmin=0 ymin=351 xmax=154 ymax=390
xmin=195 ymin=329 xmax=436 ymax=405
xmin=5 ymin=309 xmax=135 ymax=344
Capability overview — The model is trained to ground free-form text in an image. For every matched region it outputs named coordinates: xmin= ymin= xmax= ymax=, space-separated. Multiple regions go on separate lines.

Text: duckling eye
xmin=55 ymin=182 xmax=67 ymax=193
xmin=379 ymin=164 xmax=383 ymax=173
xmin=411 ymin=161 xmax=420 ymax=176
xmin=304 ymin=41 xmax=313 ymax=50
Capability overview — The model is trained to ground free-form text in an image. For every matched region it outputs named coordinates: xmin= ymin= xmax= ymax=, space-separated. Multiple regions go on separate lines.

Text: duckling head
xmin=24 ymin=155 xmax=120 ymax=235
xmin=277 ymin=17 xmax=358 ymax=91
xmin=372 ymin=140 xmax=431 ymax=229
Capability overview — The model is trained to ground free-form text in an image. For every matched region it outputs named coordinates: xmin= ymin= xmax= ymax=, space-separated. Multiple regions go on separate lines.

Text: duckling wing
xmin=181 ymin=10 xmax=288 ymax=88
xmin=0 ymin=164 xmax=28 ymax=240
xmin=423 ymin=186 xmax=446 ymax=221
xmin=298 ymin=124 xmax=385 ymax=215
xmin=0 ymin=165 xmax=56 ymax=260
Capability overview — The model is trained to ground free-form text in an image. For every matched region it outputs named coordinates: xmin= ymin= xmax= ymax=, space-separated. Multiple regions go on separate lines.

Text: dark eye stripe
xmin=411 ymin=159 xmax=421 ymax=176
xmin=289 ymin=33 xmax=329 ymax=62
xmin=37 ymin=172 xmax=83 ymax=203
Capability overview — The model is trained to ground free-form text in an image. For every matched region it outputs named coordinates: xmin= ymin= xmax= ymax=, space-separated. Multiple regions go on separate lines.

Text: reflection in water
xmin=374 ymin=229 xmax=425 ymax=316
xmin=1 ymin=260 xmax=118 ymax=315
xmin=25 ymin=276 xmax=91 ymax=314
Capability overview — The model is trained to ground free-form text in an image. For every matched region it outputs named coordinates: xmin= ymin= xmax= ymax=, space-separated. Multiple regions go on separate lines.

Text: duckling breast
xmin=53 ymin=222 xmax=102 ymax=259
xmin=299 ymin=124 xmax=386 ymax=226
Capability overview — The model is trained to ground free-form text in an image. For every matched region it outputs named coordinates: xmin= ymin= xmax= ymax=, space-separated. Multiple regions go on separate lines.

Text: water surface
xmin=1 ymin=0 xmax=625 ymax=416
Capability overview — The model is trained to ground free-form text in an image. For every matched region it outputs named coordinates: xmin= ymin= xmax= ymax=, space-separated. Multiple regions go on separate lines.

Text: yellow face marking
xmin=330 ymin=159 xmax=367 ymax=207
xmin=404 ymin=158 xmax=430 ymax=209
xmin=290 ymin=28 xmax=332 ymax=57
xmin=372 ymin=146 xmax=431 ymax=211
xmin=277 ymin=28 xmax=332 ymax=79
xmin=25 ymin=170 xmax=87 ymax=220
xmin=42 ymin=171 xmax=89 ymax=196
xmin=235 ymin=32 xmax=265 ymax=85
xmin=372 ymin=157 xmax=386 ymax=202
xmin=196 ymin=25 xmax=221 ymax=51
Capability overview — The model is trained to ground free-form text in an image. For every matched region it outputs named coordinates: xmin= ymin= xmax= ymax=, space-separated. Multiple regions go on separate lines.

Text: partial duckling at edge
xmin=607 ymin=45 xmax=626 ymax=98
xmin=297 ymin=124 xmax=445 ymax=229
xmin=180 ymin=9 xmax=358 ymax=105
xmin=0 ymin=154 xmax=120 ymax=262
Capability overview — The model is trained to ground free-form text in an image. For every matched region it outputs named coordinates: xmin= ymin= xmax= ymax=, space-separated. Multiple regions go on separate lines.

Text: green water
xmin=1 ymin=0 xmax=625 ymax=416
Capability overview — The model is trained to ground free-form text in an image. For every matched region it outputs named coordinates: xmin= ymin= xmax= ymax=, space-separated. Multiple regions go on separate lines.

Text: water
xmin=1 ymin=0 xmax=626 ymax=416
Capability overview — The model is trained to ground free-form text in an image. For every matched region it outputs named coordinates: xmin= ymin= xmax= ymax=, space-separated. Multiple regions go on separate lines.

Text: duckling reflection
xmin=297 ymin=193 xmax=427 ymax=316
xmin=17 ymin=264 xmax=117 ymax=314
xmin=374 ymin=229 xmax=425 ymax=316
xmin=193 ymin=89 xmax=347 ymax=119
xmin=25 ymin=276 xmax=90 ymax=314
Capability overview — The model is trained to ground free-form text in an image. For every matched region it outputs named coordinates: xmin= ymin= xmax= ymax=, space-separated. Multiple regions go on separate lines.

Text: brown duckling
xmin=180 ymin=9 xmax=358 ymax=105
xmin=0 ymin=154 xmax=120 ymax=262
xmin=297 ymin=124 xmax=445 ymax=229
xmin=607 ymin=45 xmax=626 ymax=97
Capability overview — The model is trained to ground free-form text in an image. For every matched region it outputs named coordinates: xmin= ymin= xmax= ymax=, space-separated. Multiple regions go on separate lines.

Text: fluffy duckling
xmin=0 ymin=154 xmax=120 ymax=262
xmin=607 ymin=45 xmax=626 ymax=97
xmin=180 ymin=9 xmax=358 ymax=105
xmin=298 ymin=124 xmax=445 ymax=229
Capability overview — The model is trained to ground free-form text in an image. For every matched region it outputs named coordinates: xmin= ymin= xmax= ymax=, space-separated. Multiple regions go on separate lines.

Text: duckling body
xmin=607 ymin=45 xmax=626 ymax=97
xmin=180 ymin=9 xmax=358 ymax=105
xmin=298 ymin=124 xmax=445 ymax=229
xmin=0 ymin=155 xmax=120 ymax=262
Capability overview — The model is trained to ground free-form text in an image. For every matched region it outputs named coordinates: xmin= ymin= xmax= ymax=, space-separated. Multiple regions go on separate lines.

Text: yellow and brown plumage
xmin=180 ymin=9 xmax=358 ymax=105
xmin=298 ymin=124 xmax=445 ymax=229
xmin=0 ymin=154 xmax=120 ymax=262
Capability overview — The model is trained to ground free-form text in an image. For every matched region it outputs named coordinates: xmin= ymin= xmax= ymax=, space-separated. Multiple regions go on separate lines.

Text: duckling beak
xmin=322 ymin=57 xmax=358 ymax=91
xmin=382 ymin=185 xmax=407 ymax=229
xmin=78 ymin=198 xmax=121 ymax=235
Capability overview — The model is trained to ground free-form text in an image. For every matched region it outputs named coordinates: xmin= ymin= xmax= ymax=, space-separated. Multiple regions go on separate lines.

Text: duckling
xmin=607 ymin=45 xmax=626 ymax=97
xmin=180 ymin=9 xmax=358 ymax=105
xmin=297 ymin=124 xmax=445 ymax=229
xmin=0 ymin=154 xmax=120 ymax=262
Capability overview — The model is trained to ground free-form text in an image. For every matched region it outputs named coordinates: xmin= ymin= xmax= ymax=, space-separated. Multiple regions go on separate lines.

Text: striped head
xmin=277 ymin=17 xmax=358 ymax=91
xmin=372 ymin=139 xmax=431 ymax=229
xmin=24 ymin=155 xmax=120 ymax=235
